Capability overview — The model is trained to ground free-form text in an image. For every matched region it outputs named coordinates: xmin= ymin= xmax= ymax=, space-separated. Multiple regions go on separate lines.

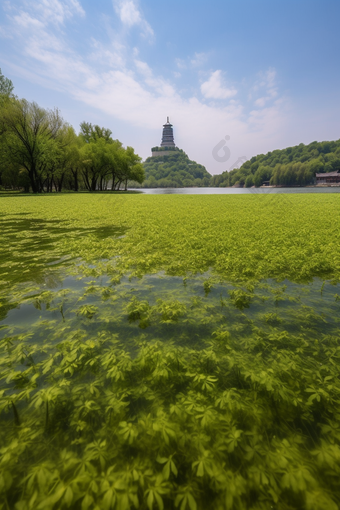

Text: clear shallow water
xmin=1 ymin=267 xmax=339 ymax=352
xmin=133 ymin=186 xmax=340 ymax=194
xmin=1 ymin=197 xmax=339 ymax=355
xmin=1 ymin=202 xmax=339 ymax=350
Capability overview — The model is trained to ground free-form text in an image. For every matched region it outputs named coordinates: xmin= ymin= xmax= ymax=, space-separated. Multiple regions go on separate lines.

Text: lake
xmin=132 ymin=186 xmax=340 ymax=194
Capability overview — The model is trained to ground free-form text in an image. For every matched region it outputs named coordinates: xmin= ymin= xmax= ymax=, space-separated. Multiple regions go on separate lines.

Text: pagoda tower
xmin=151 ymin=117 xmax=178 ymax=157
xmin=161 ymin=117 xmax=176 ymax=147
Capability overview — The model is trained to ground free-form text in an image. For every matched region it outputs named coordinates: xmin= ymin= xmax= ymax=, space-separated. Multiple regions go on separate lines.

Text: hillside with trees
xmin=133 ymin=150 xmax=211 ymax=188
xmin=0 ymin=70 xmax=144 ymax=192
xmin=210 ymin=140 xmax=340 ymax=187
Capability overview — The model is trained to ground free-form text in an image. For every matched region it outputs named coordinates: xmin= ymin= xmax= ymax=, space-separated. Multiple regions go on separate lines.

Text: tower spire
xmin=161 ymin=117 xmax=175 ymax=147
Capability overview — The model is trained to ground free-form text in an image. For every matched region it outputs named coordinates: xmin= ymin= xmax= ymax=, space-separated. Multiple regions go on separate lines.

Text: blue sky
xmin=1 ymin=0 xmax=339 ymax=174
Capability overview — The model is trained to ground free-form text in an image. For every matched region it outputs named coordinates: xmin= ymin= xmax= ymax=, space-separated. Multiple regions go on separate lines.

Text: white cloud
xmin=113 ymin=0 xmax=153 ymax=38
xmin=33 ymin=0 xmax=85 ymax=25
xmin=254 ymin=97 xmax=266 ymax=108
xmin=0 ymin=1 xmax=291 ymax=174
xmin=2 ymin=0 xmax=85 ymax=36
xmin=89 ymin=38 xmax=125 ymax=70
xmin=116 ymin=0 xmax=140 ymax=26
xmin=251 ymin=67 xmax=278 ymax=107
xmin=134 ymin=59 xmax=151 ymax=77
xmin=190 ymin=52 xmax=207 ymax=68
xmin=176 ymin=52 xmax=208 ymax=70
xmin=134 ymin=59 xmax=176 ymax=97
xmin=201 ymin=70 xmax=237 ymax=100
xmin=175 ymin=58 xmax=186 ymax=70
xmin=13 ymin=11 xmax=45 ymax=28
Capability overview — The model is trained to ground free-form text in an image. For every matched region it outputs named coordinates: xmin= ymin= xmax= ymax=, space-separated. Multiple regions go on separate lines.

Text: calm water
xmin=1 ymin=267 xmax=339 ymax=349
xmin=133 ymin=186 xmax=340 ymax=194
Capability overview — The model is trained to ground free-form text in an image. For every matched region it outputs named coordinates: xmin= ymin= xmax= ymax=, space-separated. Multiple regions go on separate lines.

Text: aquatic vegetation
xmin=1 ymin=193 xmax=340 ymax=509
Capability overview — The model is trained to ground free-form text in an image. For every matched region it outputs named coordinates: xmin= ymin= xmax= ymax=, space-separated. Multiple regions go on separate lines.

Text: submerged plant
xmin=1 ymin=194 xmax=340 ymax=509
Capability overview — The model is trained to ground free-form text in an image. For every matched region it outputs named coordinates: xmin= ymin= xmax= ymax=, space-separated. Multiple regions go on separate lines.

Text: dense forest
xmin=130 ymin=150 xmax=211 ymax=188
xmin=210 ymin=140 xmax=340 ymax=187
xmin=0 ymin=70 xmax=144 ymax=193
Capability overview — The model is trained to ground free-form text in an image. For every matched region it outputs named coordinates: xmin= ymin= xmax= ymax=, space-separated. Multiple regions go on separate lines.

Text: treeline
xmin=211 ymin=140 xmax=340 ymax=187
xmin=144 ymin=139 xmax=340 ymax=189
xmin=133 ymin=150 xmax=211 ymax=188
xmin=0 ymin=70 xmax=144 ymax=193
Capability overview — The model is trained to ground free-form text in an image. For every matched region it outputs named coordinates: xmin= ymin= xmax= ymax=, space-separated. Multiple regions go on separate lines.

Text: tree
xmin=229 ymin=139 xmax=340 ymax=187
xmin=245 ymin=174 xmax=254 ymax=187
xmin=40 ymin=126 xmax=79 ymax=192
xmin=0 ymin=68 xmax=14 ymax=100
xmin=79 ymin=122 xmax=127 ymax=191
xmin=80 ymin=137 xmax=111 ymax=191
xmin=0 ymin=74 xmax=143 ymax=193
xmin=119 ymin=146 xmax=144 ymax=190
xmin=0 ymin=99 xmax=68 ymax=192
xmin=105 ymin=142 xmax=124 ymax=190
xmin=79 ymin=122 xmax=112 ymax=143
xmin=64 ymin=134 xmax=84 ymax=191
xmin=78 ymin=122 xmax=145 ymax=191
xmin=142 ymin=151 xmax=210 ymax=188
xmin=254 ymin=165 xmax=272 ymax=187
xmin=0 ymin=69 xmax=15 ymax=187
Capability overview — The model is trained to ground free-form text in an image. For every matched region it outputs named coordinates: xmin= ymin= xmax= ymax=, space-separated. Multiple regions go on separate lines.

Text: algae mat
xmin=1 ymin=193 xmax=340 ymax=510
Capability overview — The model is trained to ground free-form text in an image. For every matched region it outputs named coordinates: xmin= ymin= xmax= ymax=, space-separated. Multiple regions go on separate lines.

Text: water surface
xmin=133 ymin=186 xmax=340 ymax=194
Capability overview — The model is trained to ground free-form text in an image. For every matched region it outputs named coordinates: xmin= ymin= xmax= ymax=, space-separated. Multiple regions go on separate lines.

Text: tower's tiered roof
xmin=160 ymin=117 xmax=176 ymax=147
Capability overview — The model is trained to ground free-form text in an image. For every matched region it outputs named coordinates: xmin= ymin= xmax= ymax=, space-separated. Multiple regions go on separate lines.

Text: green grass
xmin=1 ymin=193 xmax=340 ymax=510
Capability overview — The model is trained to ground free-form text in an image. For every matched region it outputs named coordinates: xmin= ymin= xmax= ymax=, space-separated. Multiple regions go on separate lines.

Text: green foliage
xmin=0 ymin=68 xmax=14 ymax=101
xmin=0 ymin=73 xmax=143 ymax=193
xmin=79 ymin=122 xmax=113 ymax=143
xmin=139 ymin=151 xmax=211 ymax=188
xmin=1 ymin=194 xmax=340 ymax=509
xmin=0 ymin=99 xmax=67 ymax=192
xmin=151 ymin=147 xmax=180 ymax=153
xmin=214 ymin=139 xmax=340 ymax=187
xmin=245 ymin=174 xmax=254 ymax=187
xmin=80 ymin=135 xmax=144 ymax=192
xmin=2 ymin=325 xmax=340 ymax=508
xmin=229 ymin=289 xmax=253 ymax=309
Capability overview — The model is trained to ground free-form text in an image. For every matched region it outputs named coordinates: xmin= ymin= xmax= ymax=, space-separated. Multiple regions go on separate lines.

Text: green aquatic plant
xmin=1 ymin=194 xmax=340 ymax=509
xmin=2 ymin=327 xmax=340 ymax=508
xmin=76 ymin=304 xmax=99 ymax=319
xmin=261 ymin=313 xmax=282 ymax=326
xmin=229 ymin=289 xmax=253 ymax=310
